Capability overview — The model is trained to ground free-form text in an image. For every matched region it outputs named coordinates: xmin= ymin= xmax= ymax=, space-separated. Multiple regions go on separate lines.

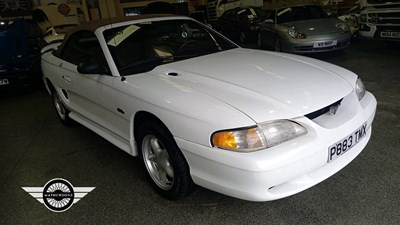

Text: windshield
xmin=277 ymin=5 xmax=328 ymax=24
xmin=103 ymin=19 xmax=237 ymax=75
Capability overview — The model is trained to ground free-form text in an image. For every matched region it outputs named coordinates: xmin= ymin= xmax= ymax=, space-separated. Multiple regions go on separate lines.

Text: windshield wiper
xmin=164 ymin=54 xmax=199 ymax=61
xmin=119 ymin=54 xmax=199 ymax=71
xmin=119 ymin=57 xmax=164 ymax=71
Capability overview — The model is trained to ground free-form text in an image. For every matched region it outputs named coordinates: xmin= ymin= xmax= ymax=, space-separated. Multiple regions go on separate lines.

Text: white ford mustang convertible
xmin=41 ymin=15 xmax=377 ymax=201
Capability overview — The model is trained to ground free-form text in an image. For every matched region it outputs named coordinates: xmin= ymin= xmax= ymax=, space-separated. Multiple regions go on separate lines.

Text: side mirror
xmin=77 ymin=60 xmax=110 ymax=75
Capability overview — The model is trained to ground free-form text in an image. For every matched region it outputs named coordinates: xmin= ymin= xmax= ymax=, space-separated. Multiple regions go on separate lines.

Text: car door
xmin=57 ymin=31 xmax=129 ymax=141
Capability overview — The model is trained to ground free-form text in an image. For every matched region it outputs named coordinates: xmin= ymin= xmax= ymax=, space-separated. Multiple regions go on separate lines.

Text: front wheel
xmin=138 ymin=121 xmax=195 ymax=199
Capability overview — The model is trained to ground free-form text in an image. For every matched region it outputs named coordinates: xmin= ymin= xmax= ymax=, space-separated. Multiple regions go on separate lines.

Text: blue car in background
xmin=0 ymin=18 xmax=43 ymax=90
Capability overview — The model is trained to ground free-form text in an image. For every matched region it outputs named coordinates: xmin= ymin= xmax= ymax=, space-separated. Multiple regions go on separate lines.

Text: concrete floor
xmin=1 ymin=39 xmax=399 ymax=224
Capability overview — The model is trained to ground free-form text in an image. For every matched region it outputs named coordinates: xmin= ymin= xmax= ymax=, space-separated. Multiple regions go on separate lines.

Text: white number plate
xmin=314 ymin=40 xmax=337 ymax=48
xmin=328 ymin=122 xmax=367 ymax=162
xmin=0 ymin=79 xmax=9 ymax=86
xmin=381 ymin=32 xmax=400 ymax=39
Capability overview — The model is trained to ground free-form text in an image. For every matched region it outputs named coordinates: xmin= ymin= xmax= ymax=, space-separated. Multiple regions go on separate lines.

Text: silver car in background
xmin=258 ymin=5 xmax=352 ymax=53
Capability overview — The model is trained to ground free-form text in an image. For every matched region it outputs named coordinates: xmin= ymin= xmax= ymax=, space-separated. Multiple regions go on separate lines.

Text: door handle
xmin=62 ymin=75 xmax=71 ymax=84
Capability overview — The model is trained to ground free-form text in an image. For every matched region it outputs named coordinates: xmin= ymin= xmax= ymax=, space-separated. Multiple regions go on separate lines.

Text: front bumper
xmin=360 ymin=24 xmax=400 ymax=41
xmin=282 ymin=33 xmax=351 ymax=53
xmin=176 ymin=91 xmax=377 ymax=201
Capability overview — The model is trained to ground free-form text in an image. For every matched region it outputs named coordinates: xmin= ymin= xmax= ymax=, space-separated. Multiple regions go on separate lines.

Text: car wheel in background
xmin=138 ymin=121 xmax=196 ymax=200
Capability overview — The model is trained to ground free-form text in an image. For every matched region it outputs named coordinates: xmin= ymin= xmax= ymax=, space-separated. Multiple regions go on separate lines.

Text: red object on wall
xmin=57 ymin=3 xmax=71 ymax=16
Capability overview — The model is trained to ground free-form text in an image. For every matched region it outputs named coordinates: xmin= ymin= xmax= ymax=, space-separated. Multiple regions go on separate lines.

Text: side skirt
xmin=69 ymin=112 xmax=133 ymax=155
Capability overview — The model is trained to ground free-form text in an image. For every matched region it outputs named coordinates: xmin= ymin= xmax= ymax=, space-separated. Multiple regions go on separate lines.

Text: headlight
xmin=211 ymin=120 xmax=307 ymax=152
xmin=258 ymin=120 xmax=307 ymax=148
xmin=288 ymin=27 xmax=306 ymax=39
xmin=336 ymin=22 xmax=350 ymax=34
xmin=355 ymin=78 xmax=366 ymax=101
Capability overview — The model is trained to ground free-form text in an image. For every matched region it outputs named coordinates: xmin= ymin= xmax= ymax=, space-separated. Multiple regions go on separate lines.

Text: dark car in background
xmin=215 ymin=7 xmax=268 ymax=43
xmin=0 ymin=18 xmax=43 ymax=90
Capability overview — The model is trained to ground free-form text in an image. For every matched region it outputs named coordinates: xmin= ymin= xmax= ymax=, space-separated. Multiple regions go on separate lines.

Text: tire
xmin=137 ymin=121 xmax=196 ymax=200
xmin=51 ymin=89 xmax=73 ymax=125
xmin=274 ymin=36 xmax=281 ymax=52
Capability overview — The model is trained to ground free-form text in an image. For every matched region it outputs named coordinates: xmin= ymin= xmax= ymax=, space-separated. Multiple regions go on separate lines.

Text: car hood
xmin=144 ymin=48 xmax=355 ymax=123
xmin=283 ymin=18 xmax=341 ymax=35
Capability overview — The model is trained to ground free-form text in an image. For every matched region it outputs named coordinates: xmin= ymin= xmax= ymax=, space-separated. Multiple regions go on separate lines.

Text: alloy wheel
xmin=142 ymin=134 xmax=174 ymax=190
xmin=53 ymin=92 xmax=67 ymax=120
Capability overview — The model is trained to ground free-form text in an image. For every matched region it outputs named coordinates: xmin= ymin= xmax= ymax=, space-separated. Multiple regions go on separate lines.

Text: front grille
xmin=368 ymin=18 xmax=400 ymax=24
xmin=305 ymin=99 xmax=343 ymax=120
xmin=368 ymin=12 xmax=400 ymax=25
xmin=369 ymin=12 xmax=400 ymax=18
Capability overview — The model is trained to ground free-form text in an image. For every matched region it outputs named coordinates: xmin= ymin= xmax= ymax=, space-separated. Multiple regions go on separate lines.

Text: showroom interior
xmin=1 ymin=0 xmax=399 ymax=224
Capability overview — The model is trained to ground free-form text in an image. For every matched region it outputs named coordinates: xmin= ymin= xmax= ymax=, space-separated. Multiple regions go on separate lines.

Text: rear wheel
xmin=138 ymin=121 xmax=195 ymax=199
xmin=52 ymin=89 xmax=72 ymax=125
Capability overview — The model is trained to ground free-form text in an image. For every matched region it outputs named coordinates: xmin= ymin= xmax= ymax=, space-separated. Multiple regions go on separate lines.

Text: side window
xmin=60 ymin=31 xmax=106 ymax=67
